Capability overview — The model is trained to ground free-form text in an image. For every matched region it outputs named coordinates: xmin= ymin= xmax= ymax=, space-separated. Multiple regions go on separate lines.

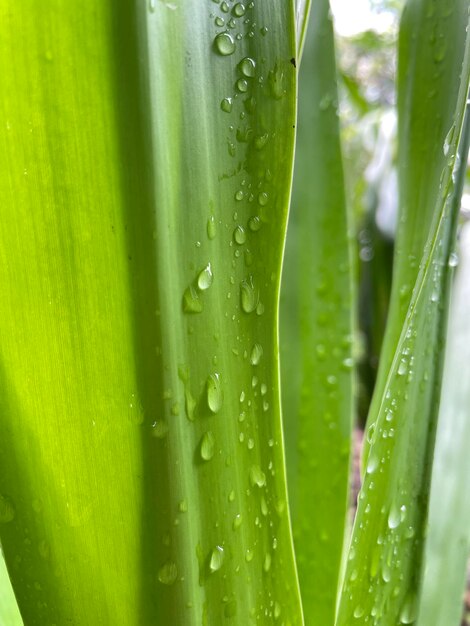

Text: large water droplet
xmin=200 ymin=431 xmax=215 ymax=461
xmin=207 ymin=373 xmax=223 ymax=413
xmin=240 ymin=276 xmax=259 ymax=313
xmin=214 ymin=32 xmax=236 ymax=56
xmin=158 ymin=561 xmax=178 ymax=585
xmin=399 ymin=590 xmax=417 ymax=624
xmin=197 ymin=263 xmax=213 ymax=291
xmin=248 ymin=216 xmax=261 ymax=231
xmin=209 ymin=545 xmax=225 ymax=572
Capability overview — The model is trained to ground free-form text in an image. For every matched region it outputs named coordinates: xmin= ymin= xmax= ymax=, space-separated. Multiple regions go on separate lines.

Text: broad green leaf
xmin=337 ymin=1 xmax=470 ymax=623
xmin=362 ymin=0 xmax=470 ymax=468
xmin=0 ymin=549 xmax=22 ymax=626
xmin=0 ymin=2 xmax=302 ymax=625
xmin=417 ymin=116 xmax=470 ymax=626
xmin=280 ymin=2 xmax=353 ymax=623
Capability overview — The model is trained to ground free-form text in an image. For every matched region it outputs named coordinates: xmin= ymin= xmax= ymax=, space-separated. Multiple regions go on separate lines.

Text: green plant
xmin=0 ymin=1 xmax=469 ymax=625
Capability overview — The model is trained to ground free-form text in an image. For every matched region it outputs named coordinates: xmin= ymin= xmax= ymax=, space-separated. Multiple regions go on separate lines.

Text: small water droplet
xmin=200 ymin=431 xmax=215 ymax=462
xmin=183 ymin=285 xmax=203 ymax=313
xmin=207 ymin=373 xmax=223 ymax=413
xmin=250 ymin=343 xmax=263 ymax=365
xmin=399 ymin=590 xmax=417 ymax=624
xmin=443 ymin=124 xmax=455 ymax=156
xmin=245 ymin=548 xmax=254 ymax=562
xmin=448 ymin=251 xmax=459 ymax=267
xmin=239 ymin=57 xmax=256 ymax=78
xmin=209 ymin=545 xmax=225 ymax=572
xmin=220 ymin=97 xmax=233 ymax=113
xmin=152 ymin=419 xmax=169 ymax=439
xmin=397 ymin=359 xmax=408 ymax=376
xmin=240 ymin=275 xmax=259 ymax=313
xmin=178 ymin=500 xmax=188 ymax=513
xmin=158 ymin=561 xmax=178 ymax=585
xmin=233 ymin=513 xmax=243 ymax=529
xmin=249 ymin=465 xmax=266 ymax=487
xmin=233 ymin=225 xmax=246 ymax=244
xmin=388 ymin=502 xmax=402 ymax=529
xmin=236 ymin=78 xmax=249 ymax=93
xmin=257 ymin=192 xmax=268 ymax=206
xmin=248 ymin=215 xmax=261 ymax=231
xmin=233 ymin=2 xmax=246 ymax=16
xmin=263 ymin=552 xmax=272 ymax=572
xmin=198 ymin=262 xmax=213 ymax=290
xmin=214 ymin=32 xmax=236 ymax=56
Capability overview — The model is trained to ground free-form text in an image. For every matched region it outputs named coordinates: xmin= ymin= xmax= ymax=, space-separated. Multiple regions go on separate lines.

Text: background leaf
xmin=280 ymin=1 xmax=354 ymax=623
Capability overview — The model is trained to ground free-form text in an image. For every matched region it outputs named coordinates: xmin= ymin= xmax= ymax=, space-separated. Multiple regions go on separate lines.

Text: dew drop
xmin=233 ymin=2 xmax=246 ymax=16
xmin=183 ymin=285 xmax=203 ymax=313
xmin=235 ymin=189 xmax=244 ymax=201
xmin=233 ymin=225 xmax=246 ymax=244
xmin=209 ymin=545 xmax=225 ymax=572
xmin=236 ymin=78 xmax=249 ymax=93
xmin=221 ymin=0 xmax=229 ymax=11
xmin=207 ymin=373 xmax=223 ymax=413
xmin=249 ymin=465 xmax=266 ymax=487
xmin=214 ymin=32 xmax=236 ymax=56
xmin=250 ymin=343 xmax=263 ymax=365
xmin=263 ymin=552 xmax=272 ymax=572
xmin=197 ymin=263 xmax=213 ymax=290
xmin=200 ymin=431 xmax=215 ymax=461
xmin=257 ymin=192 xmax=268 ymax=206
xmin=399 ymin=590 xmax=417 ymax=624
xmin=240 ymin=275 xmax=259 ymax=313
xmin=233 ymin=513 xmax=243 ymax=529
xmin=245 ymin=548 xmax=254 ymax=562
xmin=220 ymin=97 xmax=233 ymax=113
xmin=207 ymin=216 xmax=217 ymax=240
xmin=158 ymin=561 xmax=178 ymax=585
xmin=239 ymin=57 xmax=256 ymax=78
xmin=448 ymin=251 xmax=459 ymax=267
xmin=248 ymin=215 xmax=261 ymax=231
xmin=388 ymin=502 xmax=402 ymax=529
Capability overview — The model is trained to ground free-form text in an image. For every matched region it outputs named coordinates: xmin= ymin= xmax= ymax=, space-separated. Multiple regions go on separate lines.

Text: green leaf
xmin=280 ymin=2 xmax=354 ymax=623
xmin=0 ymin=2 xmax=303 ymax=624
xmin=337 ymin=2 xmax=470 ymax=624
xmin=362 ymin=0 xmax=470 ymax=467
xmin=417 ymin=114 xmax=470 ymax=626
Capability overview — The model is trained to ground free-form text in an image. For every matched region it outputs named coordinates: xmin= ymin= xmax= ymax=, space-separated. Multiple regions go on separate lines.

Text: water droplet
xmin=353 ymin=605 xmax=365 ymax=619
xmin=178 ymin=500 xmax=188 ymax=513
xmin=388 ymin=502 xmax=402 ymax=529
xmin=197 ymin=262 xmax=213 ymax=290
xmin=397 ymin=359 xmax=408 ymax=376
xmin=239 ymin=57 xmax=256 ymax=78
xmin=268 ymin=63 xmax=285 ymax=99
xmin=220 ymin=97 xmax=232 ymax=113
xmin=152 ymin=419 xmax=169 ymax=439
xmin=247 ymin=437 xmax=254 ymax=449
xmin=0 ymin=494 xmax=15 ymax=523
xmin=263 ymin=552 xmax=271 ymax=572
xmin=250 ymin=343 xmax=263 ymax=365
xmin=233 ymin=2 xmax=246 ymax=16
xmin=240 ymin=275 xmax=259 ymax=313
xmin=254 ymin=133 xmax=269 ymax=150
xmin=214 ymin=32 xmax=236 ymax=56
xmin=366 ymin=452 xmax=379 ymax=474
xmin=209 ymin=545 xmax=224 ymax=572
xmin=183 ymin=285 xmax=203 ymax=313
xmin=215 ymin=16 xmax=225 ymax=27
xmin=233 ymin=225 xmax=246 ymax=244
xmin=248 ymin=215 xmax=261 ymax=231
xmin=236 ymin=78 xmax=249 ymax=93
xmin=233 ymin=513 xmax=243 ymax=529
xmin=257 ymin=192 xmax=268 ymax=206
xmin=148 ymin=0 xmax=156 ymax=12
xmin=249 ymin=465 xmax=266 ymax=487
xmin=220 ymin=0 xmax=229 ymax=11
xmin=158 ymin=561 xmax=178 ymax=585
xmin=207 ymin=373 xmax=223 ymax=413
xmin=448 ymin=251 xmax=459 ymax=267
xmin=245 ymin=548 xmax=254 ymax=562
xmin=200 ymin=431 xmax=215 ymax=461
xmin=235 ymin=189 xmax=244 ymax=201
xmin=400 ymin=590 xmax=417 ymax=624
xmin=443 ymin=124 xmax=455 ymax=156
